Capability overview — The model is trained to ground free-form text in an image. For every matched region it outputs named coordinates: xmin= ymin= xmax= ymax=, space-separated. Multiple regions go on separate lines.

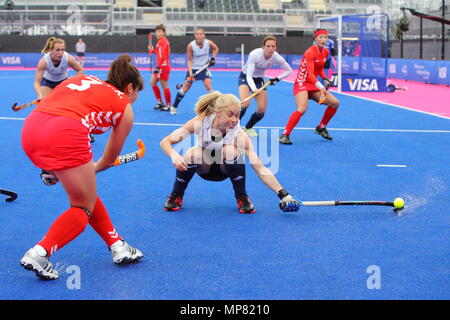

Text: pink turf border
xmin=265 ymin=69 xmax=450 ymax=120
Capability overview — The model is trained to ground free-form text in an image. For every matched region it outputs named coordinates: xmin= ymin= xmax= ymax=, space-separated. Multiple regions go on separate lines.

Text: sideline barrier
xmin=1 ymin=53 xmax=448 ymax=86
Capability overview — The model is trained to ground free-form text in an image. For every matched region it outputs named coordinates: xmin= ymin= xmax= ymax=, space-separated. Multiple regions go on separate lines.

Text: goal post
xmin=318 ymin=13 xmax=390 ymax=92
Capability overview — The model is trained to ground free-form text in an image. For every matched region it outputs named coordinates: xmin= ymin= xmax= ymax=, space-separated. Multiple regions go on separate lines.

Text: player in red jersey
xmin=20 ymin=55 xmax=144 ymax=280
xmin=279 ymin=29 xmax=340 ymax=145
xmin=148 ymin=24 xmax=172 ymax=111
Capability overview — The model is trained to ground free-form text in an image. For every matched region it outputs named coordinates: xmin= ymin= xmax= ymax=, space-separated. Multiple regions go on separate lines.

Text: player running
xmin=279 ymin=29 xmax=340 ymax=145
xmin=20 ymin=55 xmax=144 ymax=280
xmin=160 ymin=91 xmax=300 ymax=214
xmin=170 ymin=27 xmax=219 ymax=115
xmin=148 ymin=24 xmax=172 ymax=111
xmin=239 ymin=35 xmax=292 ymax=137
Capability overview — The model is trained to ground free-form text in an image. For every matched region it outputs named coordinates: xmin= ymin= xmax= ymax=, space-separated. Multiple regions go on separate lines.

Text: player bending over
xmin=160 ymin=91 xmax=300 ymax=214
xmin=20 ymin=55 xmax=144 ymax=280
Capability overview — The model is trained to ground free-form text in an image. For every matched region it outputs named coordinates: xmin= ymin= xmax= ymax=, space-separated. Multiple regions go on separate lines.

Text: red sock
xmin=152 ymin=85 xmax=162 ymax=102
xmin=164 ymin=88 xmax=171 ymax=106
xmin=38 ymin=207 xmax=89 ymax=256
xmin=319 ymin=106 xmax=337 ymax=128
xmin=89 ymin=196 xmax=121 ymax=247
xmin=283 ymin=110 xmax=303 ymax=136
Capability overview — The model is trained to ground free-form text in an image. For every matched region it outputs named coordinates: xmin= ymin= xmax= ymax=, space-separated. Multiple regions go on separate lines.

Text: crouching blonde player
xmin=160 ymin=91 xmax=300 ymax=214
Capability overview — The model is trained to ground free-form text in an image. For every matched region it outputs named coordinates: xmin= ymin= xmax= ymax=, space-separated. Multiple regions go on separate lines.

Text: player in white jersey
xmin=239 ymin=35 xmax=293 ymax=137
xmin=171 ymin=28 xmax=219 ymax=115
xmin=34 ymin=37 xmax=83 ymax=100
xmin=160 ymin=91 xmax=300 ymax=214
xmin=33 ymin=37 xmax=88 ymax=141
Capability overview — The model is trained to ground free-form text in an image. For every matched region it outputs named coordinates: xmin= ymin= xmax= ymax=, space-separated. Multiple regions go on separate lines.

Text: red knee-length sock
xmin=318 ymin=106 xmax=337 ymax=128
xmin=152 ymin=85 xmax=162 ymax=102
xmin=89 ymin=196 xmax=121 ymax=247
xmin=38 ymin=207 xmax=90 ymax=256
xmin=283 ymin=110 xmax=303 ymax=136
xmin=164 ymin=88 xmax=172 ymax=106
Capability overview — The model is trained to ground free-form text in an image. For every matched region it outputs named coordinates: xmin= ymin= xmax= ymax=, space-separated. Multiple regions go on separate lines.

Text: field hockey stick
xmin=12 ymin=99 xmax=41 ymax=112
xmin=240 ymin=80 xmax=272 ymax=104
xmin=113 ymin=139 xmax=146 ymax=166
xmin=0 ymin=189 xmax=17 ymax=202
xmin=301 ymin=199 xmax=405 ymax=215
xmin=148 ymin=33 xmax=154 ymax=73
xmin=175 ymin=62 xmax=211 ymax=89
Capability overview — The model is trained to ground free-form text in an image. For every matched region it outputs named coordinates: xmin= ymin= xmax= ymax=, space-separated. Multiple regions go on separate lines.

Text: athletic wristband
xmin=277 ymin=188 xmax=289 ymax=200
xmin=315 ymin=81 xmax=325 ymax=90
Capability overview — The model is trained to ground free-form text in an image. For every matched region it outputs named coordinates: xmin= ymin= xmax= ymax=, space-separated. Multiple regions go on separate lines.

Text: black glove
xmin=269 ymin=77 xmax=280 ymax=85
xmin=330 ymin=47 xmax=337 ymax=57
xmin=277 ymin=189 xmax=300 ymax=213
xmin=153 ymin=67 xmax=160 ymax=74
xmin=208 ymin=57 xmax=215 ymax=67
xmin=40 ymin=169 xmax=58 ymax=186
xmin=324 ymin=78 xmax=332 ymax=89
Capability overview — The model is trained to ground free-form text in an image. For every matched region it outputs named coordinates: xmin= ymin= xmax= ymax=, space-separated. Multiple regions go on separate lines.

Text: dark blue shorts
xmin=40 ymin=77 xmax=67 ymax=89
xmin=238 ymin=72 xmax=266 ymax=92
xmin=186 ymin=68 xmax=211 ymax=81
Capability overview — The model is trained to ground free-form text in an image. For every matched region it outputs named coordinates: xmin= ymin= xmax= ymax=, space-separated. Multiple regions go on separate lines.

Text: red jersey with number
xmin=294 ymin=45 xmax=328 ymax=93
xmin=150 ymin=36 xmax=170 ymax=68
xmin=35 ymin=75 xmax=130 ymax=134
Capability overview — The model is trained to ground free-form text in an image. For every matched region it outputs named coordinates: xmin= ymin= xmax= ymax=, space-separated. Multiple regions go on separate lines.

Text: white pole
xmin=337 ymin=14 xmax=342 ymax=93
xmin=241 ymin=43 xmax=244 ymax=67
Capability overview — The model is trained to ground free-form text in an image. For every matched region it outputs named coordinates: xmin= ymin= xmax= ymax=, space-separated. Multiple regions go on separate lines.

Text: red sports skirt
xmin=22 ymin=111 xmax=93 ymax=171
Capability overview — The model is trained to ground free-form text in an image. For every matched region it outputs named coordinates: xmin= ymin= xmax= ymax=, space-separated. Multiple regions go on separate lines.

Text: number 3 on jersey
xmin=66 ymin=76 xmax=103 ymax=91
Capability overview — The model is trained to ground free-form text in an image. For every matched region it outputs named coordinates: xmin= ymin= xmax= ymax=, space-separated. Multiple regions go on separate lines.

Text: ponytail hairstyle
xmin=194 ymin=91 xmax=240 ymax=118
xmin=41 ymin=37 xmax=65 ymax=54
xmin=106 ymin=54 xmax=144 ymax=93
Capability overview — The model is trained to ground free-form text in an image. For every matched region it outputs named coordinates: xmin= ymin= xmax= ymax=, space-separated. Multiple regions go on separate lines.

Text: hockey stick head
xmin=113 ymin=139 xmax=146 ymax=166
xmin=11 ymin=102 xmax=18 ymax=111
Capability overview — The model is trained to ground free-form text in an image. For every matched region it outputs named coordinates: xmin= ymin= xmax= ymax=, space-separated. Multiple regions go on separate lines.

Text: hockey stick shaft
xmin=12 ymin=99 xmax=41 ymax=112
xmin=301 ymin=200 xmax=394 ymax=207
xmin=175 ymin=63 xmax=211 ymax=89
xmin=240 ymin=80 xmax=271 ymax=104
xmin=113 ymin=139 xmax=146 ymax=166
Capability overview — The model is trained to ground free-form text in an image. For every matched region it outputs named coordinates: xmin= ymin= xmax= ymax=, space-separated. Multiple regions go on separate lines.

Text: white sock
xmin=34 ymin=245 xmax=47 ymax=257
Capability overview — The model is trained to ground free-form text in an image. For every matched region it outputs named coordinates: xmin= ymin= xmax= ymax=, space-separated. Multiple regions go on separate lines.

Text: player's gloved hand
xmin=153 ymin=67 xmax=160 ymax=74
xmin=277 ymin=189 xmax=300 ymax=212
xmin=40 ymin=169 xmax=59 ymax=186
xmin=269 ymin=77 xmax=280 ymax=85
xmin=208 ymin=57 xmax=215 ymax=66
xmin=324 ymin=78 xmax=332 ymax=89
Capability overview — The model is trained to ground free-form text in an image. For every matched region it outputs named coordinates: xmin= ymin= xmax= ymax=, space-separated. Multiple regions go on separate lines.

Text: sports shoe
xmin=315 ymin=126 xmax=333 ymax=140
xmin=160 ymin=104 xmax=171 ymax=111
xmin=169 ymin=106 xmax=177 ymax=115
xmin=164 ymin=192 xmax=183 ymax=211
xmin=236 ymin=193 xmax=255 ymax=214
xmin=153 ymin=101 xmax=165 ymax=110
xmin=110 ymin=240 xmax=143 ymax=265
xmin=279 ymin=134 xmax=293 ymax=145
xmin=20 ymin=247 xmax=59 ymax=280
xmin=244 ymin=128 xmax=258 ymax=137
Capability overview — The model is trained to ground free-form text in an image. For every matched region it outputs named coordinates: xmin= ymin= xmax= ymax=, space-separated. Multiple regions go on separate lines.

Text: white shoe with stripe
xmin=110 ymin=240 xmax=143 ymax=265
xmin=20 ymin=247 xmax=59 ymax=280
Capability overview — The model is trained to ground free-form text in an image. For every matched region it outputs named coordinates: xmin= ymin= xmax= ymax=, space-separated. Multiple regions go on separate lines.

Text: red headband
xmin=314 ymin=30 xmax=328 ymax=38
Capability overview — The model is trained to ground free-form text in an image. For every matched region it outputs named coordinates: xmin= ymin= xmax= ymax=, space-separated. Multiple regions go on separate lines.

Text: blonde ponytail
xmin=41 ymin=37 xmax=65 ymax=54
xmin=194 ymin=91 xmax=240 ymax=118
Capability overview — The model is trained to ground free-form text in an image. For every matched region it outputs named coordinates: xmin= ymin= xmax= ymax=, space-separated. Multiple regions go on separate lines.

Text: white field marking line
xmin=376 ymin=164 xmax=408 ymax=168
xmin=2 ymin=117 xmax=450 ymax=133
